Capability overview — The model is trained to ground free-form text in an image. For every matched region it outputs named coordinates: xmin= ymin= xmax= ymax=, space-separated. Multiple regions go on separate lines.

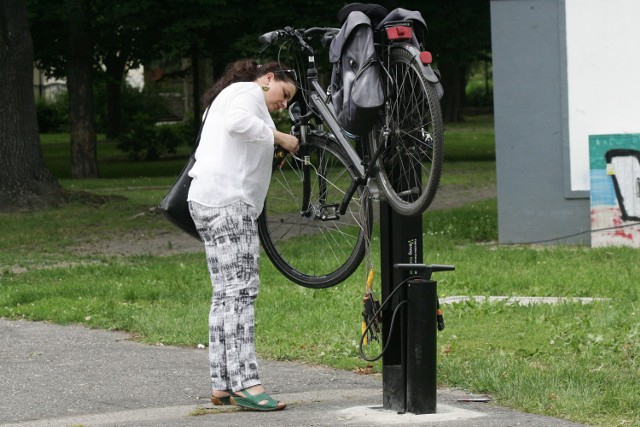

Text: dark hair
xmin=202 ymin=59 xmax=296 ymax=107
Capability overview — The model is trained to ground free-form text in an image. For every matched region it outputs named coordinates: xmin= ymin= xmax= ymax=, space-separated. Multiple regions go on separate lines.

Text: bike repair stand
xmin=379 ymin=201 xmax=454 ymax=414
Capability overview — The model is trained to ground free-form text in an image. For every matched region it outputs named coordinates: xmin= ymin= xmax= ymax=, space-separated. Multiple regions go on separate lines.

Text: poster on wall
xmin=589 ymin=134 xmax=640 ymax=247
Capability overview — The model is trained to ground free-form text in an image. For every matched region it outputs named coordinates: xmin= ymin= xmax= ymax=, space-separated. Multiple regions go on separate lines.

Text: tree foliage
xmin=396 ymin=0 xmax=492 ymax=121
xmin=30 ymin=0 xmax=490 ymax=131
xmin=0 ymin=0 xmax=490 ymax=214
xmin=23 ymin=0 xmax=491 ymax=181
xmin=29 ymin=0 xmax=167 ymax=139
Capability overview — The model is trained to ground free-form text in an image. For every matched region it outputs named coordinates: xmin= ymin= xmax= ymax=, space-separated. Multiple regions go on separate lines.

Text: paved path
xmin=1 ymin=319 xmax=588 ymax=427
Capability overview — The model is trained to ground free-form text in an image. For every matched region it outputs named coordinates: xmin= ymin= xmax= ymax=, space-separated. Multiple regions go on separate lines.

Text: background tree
xmin=414 ymin=0 xmax=491 ymax=122
xmin=25 ymin=0 xmax=490 ymax=181
xmin=193 ymin=0 xmax=344 ymax=103
xmin=94 ymin=1 xmax=160 ymax=138
xmin=30 ymin=1 xmax=162 ymax=140
xmin=142 ymin=0 xmax=341 ymax=135
xmin=28 ymin=0 xmax=98 ymax=178
xmin=66 ymin=0 xmax=98 ymax=178
xmin=32 ymin=0 xmax=231 ymax=139
xmin=154 ymin=0 xmax=229 ymax=135
xmin=0 ymin=0 xmax=64 ymax=210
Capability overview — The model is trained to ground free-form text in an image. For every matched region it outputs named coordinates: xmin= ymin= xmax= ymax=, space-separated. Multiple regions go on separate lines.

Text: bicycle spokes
xmin=368 ymin=46 xmax=444 ymax=216
xmin=258 ymin=136 xmax=372 ymax=288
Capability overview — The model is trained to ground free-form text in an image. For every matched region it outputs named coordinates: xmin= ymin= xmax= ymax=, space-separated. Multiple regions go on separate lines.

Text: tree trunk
xmin=104 ymin=53 xmax=127 ymax=139
xmin=438 ymin=62 xmax=467 ymax=123
xmin=0 ymin=0 xmax=64 ymax=211
xmin=66 ymin=0 xmax=98 ymax=178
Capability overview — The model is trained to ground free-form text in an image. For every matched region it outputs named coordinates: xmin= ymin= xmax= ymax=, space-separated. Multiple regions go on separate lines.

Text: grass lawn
xmin=1 ymin=118 xmax=638 ymax=427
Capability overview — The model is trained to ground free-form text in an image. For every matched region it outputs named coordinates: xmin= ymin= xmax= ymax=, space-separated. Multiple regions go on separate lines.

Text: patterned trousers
xmin=189 ymin=201 xmax=261 ymax=392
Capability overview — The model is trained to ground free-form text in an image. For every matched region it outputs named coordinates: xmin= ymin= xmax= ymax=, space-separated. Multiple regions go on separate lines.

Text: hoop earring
xmin=262 ymin=85 xmax=270 ymax=92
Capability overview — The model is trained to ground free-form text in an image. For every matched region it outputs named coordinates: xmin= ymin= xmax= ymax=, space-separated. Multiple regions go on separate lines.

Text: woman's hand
xmin=273 ymin=130 xmax=300 ymax=154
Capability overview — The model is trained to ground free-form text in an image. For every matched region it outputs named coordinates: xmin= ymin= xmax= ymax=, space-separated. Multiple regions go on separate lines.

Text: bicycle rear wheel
xmin=258 ymin=134 xmax=372 ymax=289
xmin=368 ymin=46 xmax=444 ymax=216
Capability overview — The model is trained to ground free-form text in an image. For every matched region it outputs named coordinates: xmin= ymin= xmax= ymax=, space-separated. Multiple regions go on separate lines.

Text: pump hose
xmin=358 ymin=275 xmax=418 ymax=362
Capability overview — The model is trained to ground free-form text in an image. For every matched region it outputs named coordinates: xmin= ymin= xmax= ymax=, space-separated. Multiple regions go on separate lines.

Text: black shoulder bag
xmin=158 ymin=109 xmax=210 ymax=241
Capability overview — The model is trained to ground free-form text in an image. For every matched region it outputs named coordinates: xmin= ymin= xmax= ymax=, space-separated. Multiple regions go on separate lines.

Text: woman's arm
xmin=273 ymin=129 xmax=299 ymax=153
xmin=224 ymin=86 xmax=275 ymax=141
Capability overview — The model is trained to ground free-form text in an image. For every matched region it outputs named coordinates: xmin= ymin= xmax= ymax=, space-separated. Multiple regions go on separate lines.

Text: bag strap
xmin=354 ymin=55 xmax=378 ymax=80
xmin=191 ymin=107 xmax=211 ymax=154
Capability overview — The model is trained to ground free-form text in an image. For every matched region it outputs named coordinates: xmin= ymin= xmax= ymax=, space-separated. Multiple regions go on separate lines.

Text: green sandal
xmin=231 ymin=390 xmax=286 ymax=411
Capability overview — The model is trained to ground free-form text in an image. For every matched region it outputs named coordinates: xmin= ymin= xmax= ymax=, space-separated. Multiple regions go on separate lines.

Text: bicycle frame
xmin=268 ymin=23 xmax=435 ymax=218
xmin=298 ymin=59 xmax=387 ymax=217
xmin=257 ymin=17 xmax=445 ymax=287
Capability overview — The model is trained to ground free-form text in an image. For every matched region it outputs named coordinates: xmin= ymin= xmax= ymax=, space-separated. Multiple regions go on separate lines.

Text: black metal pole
xmin=380 ymin=200 xmax=428 ymax=413
xmin=380 ymin=201 xmax=406 ymax=412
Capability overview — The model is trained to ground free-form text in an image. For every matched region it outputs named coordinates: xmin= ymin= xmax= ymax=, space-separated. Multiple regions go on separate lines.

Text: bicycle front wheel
xmin=369 ymin=46 xmax=444 ymax=216
xmin=258 ymin=134 xmax=372 ymax=289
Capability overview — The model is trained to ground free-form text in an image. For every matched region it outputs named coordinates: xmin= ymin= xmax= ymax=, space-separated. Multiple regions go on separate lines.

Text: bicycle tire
xmin=368 ymin=46 xmax=444 ymax=216
xmin=258 ymin=134 xmax=372 ymax=289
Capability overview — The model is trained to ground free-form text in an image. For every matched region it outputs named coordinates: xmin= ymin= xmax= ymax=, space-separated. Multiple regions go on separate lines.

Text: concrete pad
xmin=338 ymin=403 xmax=486 ymax=425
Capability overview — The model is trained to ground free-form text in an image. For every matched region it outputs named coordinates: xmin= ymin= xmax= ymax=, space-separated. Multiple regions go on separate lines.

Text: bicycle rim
xmin=258 ymin=134 xmax=372 ymax=288
xmin=369 ymin=47 xmax=444 ymax=216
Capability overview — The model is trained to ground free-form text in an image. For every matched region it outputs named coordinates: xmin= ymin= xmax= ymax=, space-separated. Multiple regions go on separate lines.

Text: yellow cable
xmin=366 ymin=268 xmax=375 ymax=291
xmin=361 ymin=321 xmax=368 ymax=346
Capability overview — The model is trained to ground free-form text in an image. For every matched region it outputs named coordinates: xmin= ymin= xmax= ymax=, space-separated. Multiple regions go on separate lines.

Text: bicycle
xmin=257 ymin=11 xmax=444 ymax=289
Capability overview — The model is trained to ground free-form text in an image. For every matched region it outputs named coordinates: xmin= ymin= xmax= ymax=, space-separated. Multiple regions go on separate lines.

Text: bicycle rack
xmin=379 ymin=202 xmax=454 ymax=414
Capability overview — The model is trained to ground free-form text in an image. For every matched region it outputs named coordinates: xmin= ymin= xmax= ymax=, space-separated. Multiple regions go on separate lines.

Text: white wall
xmin=565 ymin=0 xmax=640 ymax=191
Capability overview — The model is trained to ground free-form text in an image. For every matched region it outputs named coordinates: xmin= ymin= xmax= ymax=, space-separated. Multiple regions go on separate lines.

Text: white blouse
xmin=188 ymin=82 xmax=275 ymax=214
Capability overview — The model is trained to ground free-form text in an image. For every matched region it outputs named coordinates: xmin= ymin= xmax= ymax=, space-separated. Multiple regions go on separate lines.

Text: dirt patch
xmin=69 ymin=184 xmax=496 ymax=257
xmin=426 ymin=183 xmax=496 ymax=211
xmin=68 ymin=230 xmax=204 ymax=257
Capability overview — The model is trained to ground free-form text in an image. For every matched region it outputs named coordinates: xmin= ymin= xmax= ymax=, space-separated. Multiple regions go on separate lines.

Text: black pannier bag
xmin=329 ymin=11 xmax=384 ymax=136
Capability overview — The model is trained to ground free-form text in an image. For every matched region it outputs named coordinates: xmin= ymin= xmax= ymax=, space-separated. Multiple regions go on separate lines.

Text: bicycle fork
xmin=299 ymin=137 xmax=342 ymax=222
xmin=297 ymin=86 xmax=395 ymax=220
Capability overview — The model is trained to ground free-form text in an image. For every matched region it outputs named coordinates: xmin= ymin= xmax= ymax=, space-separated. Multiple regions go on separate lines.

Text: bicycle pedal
xmin=320 ymin=204 xmax=340 ymax=221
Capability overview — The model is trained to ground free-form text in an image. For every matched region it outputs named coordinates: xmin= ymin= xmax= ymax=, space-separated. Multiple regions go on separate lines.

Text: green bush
xmin=102 ymin=81 xmax=195 ymax=160
xmin=36 ymin=95 xmax=69 ymax=132
xmin=117 ymin=114 xmax=192 ymax=161
xmin=153 ymin=120 xmax=192 ymax=158
xmin=94 ymin=81 xmax=172 ymax=133
xmin=465 ymin=78 xmax=493 ymax=107
xmin=465 ymin=59 xmax=493 ymax=108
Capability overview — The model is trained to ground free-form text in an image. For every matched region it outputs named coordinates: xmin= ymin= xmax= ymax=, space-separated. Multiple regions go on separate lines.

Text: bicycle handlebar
xmin=258 ymin=30 xmax=281 ymax=45
xmin=258 ymin=26 xmax=339 ymax=53
xmin=303 ymin=27 xmax=339 ymax=36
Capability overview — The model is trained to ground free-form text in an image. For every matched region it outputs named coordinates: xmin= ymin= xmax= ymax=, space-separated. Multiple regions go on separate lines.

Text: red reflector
xmin=386 ymin=26 xmax=413 ymax=40
xmin=420 ymin=51 xmax=433 ymax=64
